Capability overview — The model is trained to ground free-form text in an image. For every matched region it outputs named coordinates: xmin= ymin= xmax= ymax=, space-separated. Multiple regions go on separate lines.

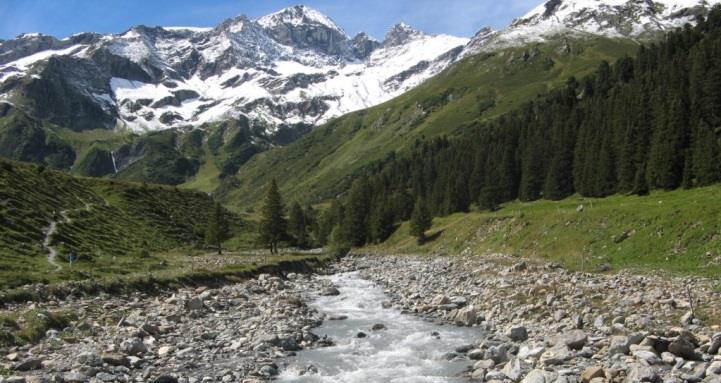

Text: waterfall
xmin=110 ymin=151 xmax=118 ymax=174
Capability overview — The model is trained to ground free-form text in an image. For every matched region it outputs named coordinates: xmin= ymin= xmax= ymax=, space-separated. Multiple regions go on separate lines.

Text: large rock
xmin=553 ymin=330 xmax=588 ymax=350
xmin=121 ymin=337 xmax=148 ymax=355
xmin=625 ymin=363 xmax=658 ymax=382
xmin=506 ymin=326 xmax=529 ymax=342
xmin=668 ymin=336 xmax=696 ymax=360
xmin=12 ymin=358 xmax=42 ymax=371
xmin=581 ymin=366 xmax=605 ymax=382
xmin=101 ymin=352 xmax=130 ymax=367
xmin=431 ymin=294 xmax=450 ymax=306
xmin=540 ymin=344 xmax=572 ymax=366
xmin=522 ymin=370 xmax=546 ymax=383
xmin=186 ymin=297 xmax=204 ymax=311
xmin=608 ymin=336 xmax=630 ymax=356
xmin=453 ymin=305 xmax=478 ymax=327
xmin=502 ymin=358 xmax=526 ymax=382
xmin=321 ymin=287 xmax=341 ymax=296
xmin=709 ymin=334 xmax=721 ymax=355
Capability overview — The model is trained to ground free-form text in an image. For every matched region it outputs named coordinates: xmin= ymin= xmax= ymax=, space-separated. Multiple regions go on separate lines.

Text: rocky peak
xmin=257 ymin=5 xmax=345 ymax=34
xmin=384 ymin=23 xmax=424 ymax=47
xmin=350 ymin=32 xmax=381 ymax=60
xmin=255 ymin=5 xmax=349 ymax=56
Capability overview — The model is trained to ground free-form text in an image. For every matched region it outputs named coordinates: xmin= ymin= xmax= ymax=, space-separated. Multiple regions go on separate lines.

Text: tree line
xmin=311 ymin=7 xmax=721 ymax=247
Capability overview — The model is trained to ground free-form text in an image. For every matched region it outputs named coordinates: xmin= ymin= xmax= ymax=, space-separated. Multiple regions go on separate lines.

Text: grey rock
xmin=12 ymin=358 xmax=42 ymax=371
xmin=609 ymin=336 xmax=631 ymax=356
xmin=668 ymin=337 xmax=697 ymax=360
xmin=321 ymin=287 xmax=341 ymax=296
xmin=77 ymin=351 xmax=102 ymax=367
xmin=121 ymin=337 xmax=148 ymax=355
xmin=625 ymin=363 xmax=658 ymax=382
xmin=522 ymin=369 xmax=546 ymax=383
xmin=634 ymin=350 xmax=661 ymax=364
xmin=540 ymin=344 xmax=572 ymax=366
xmin=554 ymin=330 xmax=588 ymax=350
xmin=187 ymin=297 xmax=204 ymax=311
xmin=502 ymin=357 xmax=527 ymax=382
xmin=507 ymin=326 xmax=529 ymax=342
xmin=709 ymin=334 xmax=721 ymax=355
xmin=101 ymin=352 xmax=130 ymax=367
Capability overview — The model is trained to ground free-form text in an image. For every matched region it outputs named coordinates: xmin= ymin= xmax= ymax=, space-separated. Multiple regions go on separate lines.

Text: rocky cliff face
xmin=0 ymin=5 xmax=467 ymax=133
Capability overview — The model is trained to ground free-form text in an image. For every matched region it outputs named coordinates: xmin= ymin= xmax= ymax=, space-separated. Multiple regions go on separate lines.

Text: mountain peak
xmin=256 ymin=5 xmax=344 ymax=34
xmin=384 ymin=23 xmax=424 ymax=47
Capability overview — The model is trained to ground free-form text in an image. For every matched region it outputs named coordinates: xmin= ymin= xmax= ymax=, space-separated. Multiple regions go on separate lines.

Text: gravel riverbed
xmin=2 ymin=253 xmax=721 ymax=383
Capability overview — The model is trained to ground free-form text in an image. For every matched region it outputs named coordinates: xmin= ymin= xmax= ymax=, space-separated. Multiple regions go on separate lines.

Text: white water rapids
xmin=278 ymin=272 xmax=481 ymax=382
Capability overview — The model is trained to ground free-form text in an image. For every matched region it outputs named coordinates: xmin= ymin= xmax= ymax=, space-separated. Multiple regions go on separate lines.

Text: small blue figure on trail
xmin=69 ymin=252 xmax=77 ymax=268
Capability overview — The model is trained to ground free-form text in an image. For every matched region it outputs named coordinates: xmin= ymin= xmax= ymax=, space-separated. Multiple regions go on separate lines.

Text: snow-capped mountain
xmin=0 ymin=5 xmax=467 ymax=132
xmin=464 ymin=0 xmax=719 ymax=56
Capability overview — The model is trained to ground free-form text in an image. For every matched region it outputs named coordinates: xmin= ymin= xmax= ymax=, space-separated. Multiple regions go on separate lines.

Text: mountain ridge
xmin=0 ymin=5 xmax=468 ymax=134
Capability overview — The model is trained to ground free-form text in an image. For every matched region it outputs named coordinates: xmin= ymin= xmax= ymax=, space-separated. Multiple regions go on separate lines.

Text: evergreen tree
xmin=632 ymin=164 xmax=650 ymax=196
xmin=205 ymin=202 xmax=229 ymax=255
xmin=410 ymin=197 xmax=432 ymax=243
xmin=288 ymin=202 xmax=309 ymax=248
xmin=479 ymin=184 xmax=502 ymax=212
xmin=369 ymin=203 xmax=395 ymax=243
xmin=258 ymin=179 xmax=287 ymax=254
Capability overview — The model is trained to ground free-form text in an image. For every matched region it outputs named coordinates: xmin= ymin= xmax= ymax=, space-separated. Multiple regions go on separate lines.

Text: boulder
xmin=371 ymin=323 xmax=386 ymax=331
xmin=101 ymin=352 xmax=130 ymax=367
xmin=522 ymin=369 xmax=547 ymax=383
xmin=634 ymin=350 xmax=661 ymax=364
xmin=581 ymin=366 xmax=605 ymax=382
xmin=453 ymin=306 xmax=478 ymax=326
xmin=186 ymin=297 xmax=204 ymax=311
xmin=502 ymin=358 xmax=526 ymax=382
xmin=507 ymin=326 xmax=529 ymax=342
xmin=431 ymin=294 xmax=451 ymax=306
xmin=77 ymin=351 xmax=102 ymax=367
xmin=121 ymin=337 xmax=148 ymax=355
xmin=553 ymin=330 xmax=588 ymax=350
xmin=707 ymin=361 xmax=721 ymax=376
xmin=709 ymin=334 xmax=721 ymax=355
xmin=12 ymin=358 xmax=42 ymax=371
xmin=321 ymin=287 xmax=341 ymax=296
xmin=153 ymin=376 xmax=178 ymax=383
xmin=668 ymin=336 xmax=696 ymax=360
xmin=608 ymin=336 xmax=630 ymax=356
xmin=540 ymin=344 xmax=572 ymax=366
xmin=625 ymin=363 xmax=658 ymax=383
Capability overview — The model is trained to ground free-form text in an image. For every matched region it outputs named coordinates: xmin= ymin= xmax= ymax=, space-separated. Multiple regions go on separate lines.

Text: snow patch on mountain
xmin=464 ymin=0 xmax=721 ymax=56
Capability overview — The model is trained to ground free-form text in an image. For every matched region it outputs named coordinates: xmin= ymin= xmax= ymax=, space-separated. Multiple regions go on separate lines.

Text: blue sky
xmin=0 ymin=0 xmax=541 ymax=40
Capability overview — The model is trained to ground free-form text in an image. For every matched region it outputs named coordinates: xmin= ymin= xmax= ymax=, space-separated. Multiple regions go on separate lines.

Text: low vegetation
xmin=368 ymin=185 xmax=721 ymax=277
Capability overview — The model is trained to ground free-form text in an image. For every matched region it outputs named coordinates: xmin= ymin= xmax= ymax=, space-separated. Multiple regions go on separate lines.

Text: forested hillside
xmin=225 ymin=37 xmax=637 ymax=207
xmin=321 ymin=8 xmax=721 ymax=247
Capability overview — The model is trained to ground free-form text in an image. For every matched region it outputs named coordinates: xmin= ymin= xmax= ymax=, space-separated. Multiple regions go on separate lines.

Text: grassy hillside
xmin=0 ymin=157 xmax=241 ymax=288
xmin=224 ymin=37 xmax=638 ymax=208
xmin=367 ymin=186 xmax=721 ymax=277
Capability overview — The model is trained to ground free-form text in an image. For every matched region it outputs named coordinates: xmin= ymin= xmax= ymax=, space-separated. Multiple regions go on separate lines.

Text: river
xmin=278 ymin=272 xmax=481 ymax=382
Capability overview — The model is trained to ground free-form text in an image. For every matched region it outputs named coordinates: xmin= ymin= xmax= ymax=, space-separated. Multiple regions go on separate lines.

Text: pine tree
xmin=342 ymin=178 xmax=372 ymax=247
xmin=258 ymin=179 xmax=287 ymax=254
xmin=632 ymin=164 xmax=650 ymax=196
xmin=479 ymin=184 xmax=502 ymax=211
xmin=369 ymin=203 xmax=395 ymax=243
xmin=205 ymin=202 xmax=229 ymax=255
xmin=288 ymin=202 xmax=308 ymax=248
xmin=410 ymin=197 xmax=432 ymax=243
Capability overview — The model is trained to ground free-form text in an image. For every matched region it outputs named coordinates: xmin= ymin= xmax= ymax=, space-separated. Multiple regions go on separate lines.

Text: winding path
xmin=42 ymin=200 xmax=95 ymax=271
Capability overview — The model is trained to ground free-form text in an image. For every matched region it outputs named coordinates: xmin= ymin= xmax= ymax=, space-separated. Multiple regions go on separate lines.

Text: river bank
xmin=2 ymin=253 xmax=721 ymax=382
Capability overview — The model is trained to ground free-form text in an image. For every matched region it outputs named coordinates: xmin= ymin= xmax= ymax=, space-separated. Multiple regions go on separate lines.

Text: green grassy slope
xmin=225 ymin=37 xmax=638 ymax=208
xmin=367 ymin=186 xmax=721 ymax=277
xmin=0 ymin=157 xmax=240 ymax=288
